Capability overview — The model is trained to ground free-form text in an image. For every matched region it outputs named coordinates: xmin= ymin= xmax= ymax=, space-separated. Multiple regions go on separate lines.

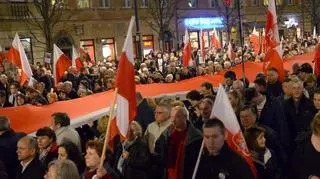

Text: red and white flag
xmin=227 ymin=42 xmax=236 ymax=60
xmin=72 ymin=46 xmax=84 ymax=71
xmin=200 ymin=29 xmax=205 ymax=64
xmin=265 ymin=0 xmax=280 ymax=51
xmin=250 ymin=27 xmax=260 ymax=55
xmin=183 ymin=29 xmax=193 ymax=67
xmin=210 ymin=85 xmax=258 ymax=178
xmin=53 ymin=44 xmax=71 ymax=85
xmin=211 ymin=28 xmax=221 ymax=49
xmin=313 ymin=43 xmax=320 ymax=77
xmin=263 ymin=0 xmax=284 ymax=81
xmin=6 ymin=33 xmax=33 ymax=85
xmin=113 ymin=16 xmax=137 ymax=138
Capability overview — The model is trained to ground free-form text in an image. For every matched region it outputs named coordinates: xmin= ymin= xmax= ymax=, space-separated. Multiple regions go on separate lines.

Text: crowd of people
xmin=0 ymin=34 xmax=320 ymax=179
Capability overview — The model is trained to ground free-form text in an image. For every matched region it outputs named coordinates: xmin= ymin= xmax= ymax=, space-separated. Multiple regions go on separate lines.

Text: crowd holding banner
xmin=1 ymin=2 xmax=320 ymax=177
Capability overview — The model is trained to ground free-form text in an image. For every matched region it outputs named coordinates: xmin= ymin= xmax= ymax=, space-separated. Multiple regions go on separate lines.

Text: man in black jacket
xmin=0 ymin=90 xmax=11 ymax=108
xmin=135 ymin=92 xmax=155 ymax=133
xmin=195 ymin=119 xmax=254 ymax=179
xmin=154 ymin=106 xmax=202 ymax=179
xmin=16 ymin=136 xmax=44 ymax=179
xmin=266 ymin=68 xmax=283 ymax=98
xmin=283 ymin=79 xmax=317 ymax=150
xmin=245 ymin=87 xmax=291 ymax=150
xmin=0 ymin=116 xmax=25 ymax=178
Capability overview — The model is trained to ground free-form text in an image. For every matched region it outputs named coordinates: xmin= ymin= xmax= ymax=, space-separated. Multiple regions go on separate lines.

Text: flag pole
xmin=192 ymin=140 xmax=204 ymax=179
xmin=99 ymin=88 xmax=118 ymax=168
xmin=236 ymin=0 xmax=246 ymax=86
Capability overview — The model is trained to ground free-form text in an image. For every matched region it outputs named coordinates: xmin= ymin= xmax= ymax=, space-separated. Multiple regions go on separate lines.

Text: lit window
xmin=123 ymin=0 xmax=131 ymax=8
xmin=80 ymin=40 xmax=95 ymax=62
xmin=77 ymin=0 xmax=89 ymax=8
xmin=101 ymin=38 xmax=116 ymax=60
xmin=101 ymin=0 xmax=110 ymax=7
xmin=141 ymin=0 xmax=148 ymax=8
xmin=188 ymin=0 xmax=196 ymax=7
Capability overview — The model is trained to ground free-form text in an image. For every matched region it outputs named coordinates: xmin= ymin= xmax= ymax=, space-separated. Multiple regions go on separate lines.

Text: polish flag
xmin=250 ymin=27 xmax=260 ymax=55
xmin=200 ymin=29 xmax=205 ymax=64
xmin=227 ymin=42 xmax=236 ymax=60
xmin=210 ymin=85 xmax=258 ymax=178
xmin=53 ymin=44 xmax=71 ymax=85
xmin=72 ymin=46 xmax=84 ymax=71
xmin=211 ymin=28 xmax=221 ymax=49
xmin=6 ymin=33 xmax=33 ymax=85
xmin=263 ymin=0 xmax=284 ymax=81
xmin=111 ymin=16 xmax=137 ymax=140
xmin=183 ymin=29 xmax=193 ymax=67
xmin=261 ymin=28 xmax=266 ymax=54
xmin=313 ymin=43 xmax=320 ymax=77
xmin=265 ymin=0 xmax=280 ymax=51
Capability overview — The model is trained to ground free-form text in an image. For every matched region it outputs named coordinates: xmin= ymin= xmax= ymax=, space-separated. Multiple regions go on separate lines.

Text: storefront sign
xmin=184 ymin=17 xmax=224 ymax=29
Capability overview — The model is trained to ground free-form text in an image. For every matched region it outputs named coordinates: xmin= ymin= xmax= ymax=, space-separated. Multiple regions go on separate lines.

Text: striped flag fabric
xmin=72 ymin=46 xmax=84 ymax=71
xmin=6 ymin=33 xmax=33 ymax=85
xmin=53 ymin=44 xmax=71 ymax=85
xmin=183 ymin=29 xmax=193 ymax=67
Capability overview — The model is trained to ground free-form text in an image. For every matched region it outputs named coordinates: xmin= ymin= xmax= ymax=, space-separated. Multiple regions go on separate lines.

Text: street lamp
xmin=133 ymin=0 xmax=142 ymax=63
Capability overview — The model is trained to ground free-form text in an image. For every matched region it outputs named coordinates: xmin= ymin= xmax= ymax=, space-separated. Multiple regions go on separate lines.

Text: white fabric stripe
xmin=12 ymin=33 xmax=33 ymax=79
xmin=53 ymin=44 xmax=64 ymax=83
xmin=122 ymin=17 xmax=135 ymax=65
xmin=116 ymin=94 xmax=129 ymax=136
xmin=72 ymin=46 xmax=79 ymax=67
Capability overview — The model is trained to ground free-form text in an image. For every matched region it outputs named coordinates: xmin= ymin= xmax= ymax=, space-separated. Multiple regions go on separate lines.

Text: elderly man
xmin=50 ymin=112 xmax=81 ymax=152
xmin=193 ymin=97 xmax=214 ymax=131
xmin=284 ymin=79 xmax=317 ymax=149
xmin=195 ymin=119 xmax=254 ymax=179
xmin=232 ymin=80 xmax=245 ymax=94
xmin=0 ymin=116 xmax=25 ymax=178
xmin=155 ymin=106 xmax=202 ymax=179
xmin=145 ymin=103 xmax=172 ymax=179
xmin=63 ymin=81 xmax=78 ymax=99
xmin=16 ymin=136 xmax=44 ymax=179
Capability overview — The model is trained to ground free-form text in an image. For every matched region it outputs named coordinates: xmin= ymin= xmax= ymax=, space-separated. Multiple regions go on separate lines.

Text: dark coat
xmin=114 ymin=137 xmax=151 ymax=179
xmin=135 ymin=99 xmax=155 ymax=133
xmin=291 ymin=134 xmax=320 ymax=179
xmin=67 ymin=89 xmax=79 ymax=99
xmin=38 ymin=75 xmax=52 ymax=92
xmin=0 ymin=160 xmax=8 ymax=179
xmin=252 ymin=149 xmax=282 ymax=179
xmin=266 ymin=81 xmax=283 ymax=98
xmin=259 ymin=96 xmax=291 ymax=150
xmin=195 ymin=144 xmax=254 ymax=179
xmin=284 ymin=95 xmax=317 ymax=148
xmin=154 ymin=121 xmax=203 ymax=179
xmin=0 ymin=130 xmax=25 ymax=179
xmin=16 ymin=157 xmax=44 ymax=179
xmin=40 ymin=143 xmax=58 ymax=169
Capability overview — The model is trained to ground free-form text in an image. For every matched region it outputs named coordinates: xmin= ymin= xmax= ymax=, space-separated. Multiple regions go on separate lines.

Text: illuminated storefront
xmin=133 ymin=35 xmax=154 ymax=58
xmin=182 ymin=17 xmax=224 ymax=49
xmin=101 ymin=38 xmax=116 ymax=60
xmin=80 ymin=39 xmax=95 ymax=61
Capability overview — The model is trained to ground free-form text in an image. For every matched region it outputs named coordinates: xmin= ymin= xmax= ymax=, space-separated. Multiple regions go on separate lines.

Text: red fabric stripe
xmin=263 ymin=48 xmax=285 ymax=81
xmin=75 ymin=57 xmax=84 ymax=71
xmin=115 ymin=51 xmax=137 ymax=125
xmin=314 ymin=44 xmax=320 ymax=77
xmin=183 ymin=43 xmax=192 ymax=67
xmin=56 ymin=54 xmax=71 ymax=84
xmin=6 ymin=47 xmax=22 ymax=69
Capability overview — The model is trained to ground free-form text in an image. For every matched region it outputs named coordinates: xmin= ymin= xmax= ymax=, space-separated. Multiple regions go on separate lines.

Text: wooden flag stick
xmin=192 ymin=140 xmax=204 ymax=179
xmin=99 ymin=88 xmax=118 ymax=168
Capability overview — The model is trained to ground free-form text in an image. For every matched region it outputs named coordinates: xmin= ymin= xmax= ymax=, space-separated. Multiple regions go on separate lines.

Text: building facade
xmin=0 ymin=0 xmax=311 ymax=64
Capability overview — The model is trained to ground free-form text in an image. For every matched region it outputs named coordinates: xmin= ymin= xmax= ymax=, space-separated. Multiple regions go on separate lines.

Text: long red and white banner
xmin=0 ymin=52 xmax=315 ymax=134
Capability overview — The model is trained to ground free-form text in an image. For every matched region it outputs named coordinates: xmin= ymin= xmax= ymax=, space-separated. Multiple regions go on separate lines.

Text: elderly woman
xmin=44 ymin=159 xmax=80 ymax=179
xmin=114 ymin=121 xmax=151 ymax=179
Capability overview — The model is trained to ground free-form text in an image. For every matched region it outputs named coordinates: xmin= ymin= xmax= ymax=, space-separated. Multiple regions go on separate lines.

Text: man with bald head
xmin=16 ymin=136 xmax=44 ymax=179
xmin=155 ymin=106 xmax=202 ymax=179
